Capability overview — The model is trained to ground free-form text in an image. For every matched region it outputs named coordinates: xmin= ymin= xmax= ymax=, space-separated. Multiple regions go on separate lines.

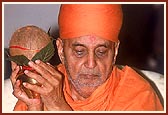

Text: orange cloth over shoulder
xmin=58 ymin=4 xmax=123 ymax=42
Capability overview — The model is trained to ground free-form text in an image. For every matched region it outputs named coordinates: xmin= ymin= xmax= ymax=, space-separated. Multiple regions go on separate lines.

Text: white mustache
xmin=78 ymin=69 xmax=101 ymax=77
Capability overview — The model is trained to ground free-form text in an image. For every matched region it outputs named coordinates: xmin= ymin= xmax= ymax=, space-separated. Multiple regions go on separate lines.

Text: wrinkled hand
xmin=10 ymin=62 xmax=43 ymax=111
xmin=23 ymin=60 xmax=72 ymax=111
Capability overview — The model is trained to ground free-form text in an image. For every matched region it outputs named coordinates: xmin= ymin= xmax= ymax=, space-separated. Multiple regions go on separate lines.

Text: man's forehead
xmin=64 ymin=35 xmax=113 ymax=46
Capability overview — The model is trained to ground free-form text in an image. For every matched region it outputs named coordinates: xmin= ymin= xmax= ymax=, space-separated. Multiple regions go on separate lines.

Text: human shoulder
xmin=115 ymin=65 xmax=163 ymax=103
xmin=113 ymin=65 xmax=163 ymax=110
xmin=115 ymin=65 xmax=154 ymax=92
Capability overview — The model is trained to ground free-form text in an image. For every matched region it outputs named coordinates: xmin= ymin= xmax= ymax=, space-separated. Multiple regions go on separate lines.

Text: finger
xmin=11 ymin=61 xmax=17 ymax=71
xmin=23 ymin=82 xmax=49 ymax=95
xmin=45 ymin=62 xmax=58 ymax=75
xmin=13 ymin=80 xmax=29 ymax=100
xmin=24 ymin=70 xmax=50 ymax=88
xmin=10 ymin=66 xmax=20 ymax=86
xmin=28 ymin=61 xmax=50 ymax=77
xmin=38 ymin=61 xmax=64 ymax=86
xmin=28 ymin=61 xmax=59 ymax=81
xmin=13 ymin=81 xmax=39 ymax=105
xmin=35 ymin=60 xmax=62 ymax=79
xmin=28 ymin=60 xmax=63 ymax=87
xmin=24 ymin=68 xmax=61 ymax=92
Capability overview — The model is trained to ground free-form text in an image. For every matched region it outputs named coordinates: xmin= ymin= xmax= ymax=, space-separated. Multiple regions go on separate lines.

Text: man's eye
xmin=76 ymin=51 xmax=83 ymax=55
xmin=96 ymin=50 xmax=107 ymax=57
xmin=74 ymin=50 xmax=85 ymax=57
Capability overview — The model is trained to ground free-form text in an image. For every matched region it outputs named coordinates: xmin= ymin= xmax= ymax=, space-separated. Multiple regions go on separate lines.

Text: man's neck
xmin=70 ymin=85 xmax=86 ymax=101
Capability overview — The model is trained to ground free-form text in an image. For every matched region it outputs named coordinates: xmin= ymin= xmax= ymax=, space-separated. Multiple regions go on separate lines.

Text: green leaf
xmin=31 ymin=40 xmax=55 ymax=62
xmin=6 ymin=55 xmax=30 ymax=66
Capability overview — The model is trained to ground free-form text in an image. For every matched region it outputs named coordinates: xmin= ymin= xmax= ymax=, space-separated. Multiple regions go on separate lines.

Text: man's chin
xmin=75 ymin=86 xmax=98 ymax=99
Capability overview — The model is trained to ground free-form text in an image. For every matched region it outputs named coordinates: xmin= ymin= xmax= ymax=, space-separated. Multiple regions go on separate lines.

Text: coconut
xmin=9 ymin=25 xmax=51 ymax=60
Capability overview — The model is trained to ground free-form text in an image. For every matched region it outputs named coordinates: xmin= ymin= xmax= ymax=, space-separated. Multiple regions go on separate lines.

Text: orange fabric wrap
xmin=58 ymin=4 xmax=123 ymax=42
xmin=14 ymin=100 xmax=28 ymax=111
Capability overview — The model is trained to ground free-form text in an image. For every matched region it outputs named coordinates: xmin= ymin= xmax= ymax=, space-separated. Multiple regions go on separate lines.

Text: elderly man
xmin=11 ymin=4 xmax=163 ymax=111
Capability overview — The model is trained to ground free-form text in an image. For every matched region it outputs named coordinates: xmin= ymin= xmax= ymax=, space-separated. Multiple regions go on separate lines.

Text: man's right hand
xmin=22 ymin=60 xmax=72 ymax=111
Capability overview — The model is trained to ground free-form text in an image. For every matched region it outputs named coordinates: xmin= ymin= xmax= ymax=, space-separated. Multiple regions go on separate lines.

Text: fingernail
xmin=23 ymin=82 xmax=26 ymax=86
xmin=28 ymin=61 xmax=33 ymax=66
xmin=24 ymin=70 xmax=28 ymax=74
xmin=16 ymin=79 xmax=20 ymax=83
xmin=35 ymin=60 xmax=40 ymax=64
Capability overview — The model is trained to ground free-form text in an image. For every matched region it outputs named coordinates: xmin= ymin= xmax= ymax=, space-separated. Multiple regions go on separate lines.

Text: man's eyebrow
xmin=96 ymin=42 xmax=112 ymax=48
xmin=72 ymin=42 xmax=85 ymax=47
xmin=96 ymin=44 xmax=108 ymax=48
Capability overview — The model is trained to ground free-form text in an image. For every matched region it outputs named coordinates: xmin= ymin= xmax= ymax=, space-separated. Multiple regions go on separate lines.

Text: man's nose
xmin=84 ymin=53 xmax=97 ymax=69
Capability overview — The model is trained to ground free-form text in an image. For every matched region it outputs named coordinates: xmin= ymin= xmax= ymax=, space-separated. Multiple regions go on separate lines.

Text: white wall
xmin=3 ymin=3 xmax=61 ymax=48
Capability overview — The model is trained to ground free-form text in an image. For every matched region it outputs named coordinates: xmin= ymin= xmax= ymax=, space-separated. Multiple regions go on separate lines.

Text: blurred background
xmin=117 ymin=4 xmax=164 ymax=75
xmin=3 ymin=3 xmax=165 ymax=80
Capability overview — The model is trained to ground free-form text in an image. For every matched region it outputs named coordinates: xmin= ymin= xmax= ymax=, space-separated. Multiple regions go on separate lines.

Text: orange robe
xmin=14 ymin=65 xmax=163 ymax=111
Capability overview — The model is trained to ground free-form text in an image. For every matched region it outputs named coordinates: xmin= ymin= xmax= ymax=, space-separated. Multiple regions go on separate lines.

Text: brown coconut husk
xmin=9 ymin=25 xmax=51 ymax=60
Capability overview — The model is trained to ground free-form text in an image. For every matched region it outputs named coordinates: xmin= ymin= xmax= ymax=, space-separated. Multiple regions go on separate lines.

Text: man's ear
xmin=56 ymin=38 xmax=64 ymax=64
xmin=113 ymin=41 xmax=120 ymax=65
